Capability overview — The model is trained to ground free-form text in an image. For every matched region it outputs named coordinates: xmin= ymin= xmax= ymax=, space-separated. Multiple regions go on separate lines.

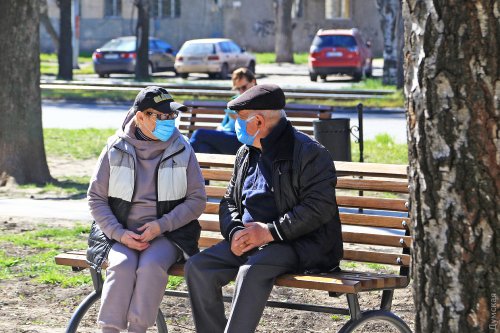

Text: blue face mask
xmin=235 ymin=116 xmax=259 ymax=146
xmin=152 ymin=119 xmax=176 ymax=142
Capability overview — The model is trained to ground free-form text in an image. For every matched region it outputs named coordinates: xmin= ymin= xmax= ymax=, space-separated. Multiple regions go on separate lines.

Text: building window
xmin=104 ymin=0 xmax=122 ymax=17
xmin=325 ymin=0 xmax=350 ymax=19
xmin=150 ymin=0 xmax=181 ymax=18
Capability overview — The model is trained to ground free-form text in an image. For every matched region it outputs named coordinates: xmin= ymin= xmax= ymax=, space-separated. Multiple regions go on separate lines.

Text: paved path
xmin=0 ymin=198 xmax=91 ymax=221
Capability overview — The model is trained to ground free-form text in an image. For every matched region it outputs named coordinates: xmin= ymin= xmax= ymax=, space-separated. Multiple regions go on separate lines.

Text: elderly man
xmin=185 ymin=84 xmax=343 ymax=333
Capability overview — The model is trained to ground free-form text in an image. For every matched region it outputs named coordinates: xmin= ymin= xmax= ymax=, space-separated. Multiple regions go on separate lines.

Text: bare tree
xmin=134 ymin=0 xmax=150 ymax=80
xmin=57 ymin=0 xmax=73 ymax=80
xmin=376 ymin=0 xmax=403 ymax=85
xmin=0 ymin=1 xmax=52 ymax=186
xmin=40 ymin=0 xmax=59 ymax=52
xmin=274 ymin=0 xmax=294 ymax=63
xmin=403 ymin=0 xmax=499 ymax=332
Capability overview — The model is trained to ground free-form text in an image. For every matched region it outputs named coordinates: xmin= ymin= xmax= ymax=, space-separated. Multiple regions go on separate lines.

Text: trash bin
xmin=313 ymin=118 xmax=351 ymax=161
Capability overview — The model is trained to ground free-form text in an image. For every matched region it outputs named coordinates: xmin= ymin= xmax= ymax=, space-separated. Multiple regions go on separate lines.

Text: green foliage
xmin=351 ymin=134 xmax=408 ymax=164
xmin=0 ymin=226 xmax=91 ymax=287
xmin=44 ymin=128 xmax=116 ymax=160
xmin=40 ymin=53 xmax=94 ymax=75
xmin=167 ymin=276 xmax=184 ymax=290
xmin=330 ymin=314 xmax=349 ymax=322
xmin=350 ymin=78 xmax=396 ymax=91
xmin=254 ymin=52 xmax=309 ymax=64
xmin=340 ymin=261 xmax=358 ymax=269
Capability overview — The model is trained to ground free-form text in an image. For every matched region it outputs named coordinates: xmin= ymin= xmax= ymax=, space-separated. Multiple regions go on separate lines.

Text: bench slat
xmin=336 ymin=178 xmax=409 ymax=193
xmin=201 ymin=169 xmax=233 ymax=180
xmin=343 ymin=250 xmax=410 ymax=266
xmin=339 ymin=213 xmax=410 ymax=229
xmin=203 ymin=197 xmax=408 ymax=214
xmin=196 ymin=154 xmax=408 ymax=178
xmin=343 ymin=232 xmax=412 ymax=248
xmin=55 ymin=252 xmax=408 ymax=293
xmin=336 ymin=196 xmax=408 ymax=211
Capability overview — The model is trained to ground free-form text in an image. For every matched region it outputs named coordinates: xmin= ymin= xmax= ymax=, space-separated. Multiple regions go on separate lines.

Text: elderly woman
xmin=87 ymin=86 xmax=206 ymax=333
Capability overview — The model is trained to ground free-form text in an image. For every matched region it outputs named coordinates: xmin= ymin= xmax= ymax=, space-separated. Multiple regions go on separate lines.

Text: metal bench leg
xmin=65 ymin=268 xmax=104 ymax=333
xmin=346 ymin=294 xmax=361 ymax=320
xmin=338 ymin=293 xmax=412 ymax=333
xmin=65 ymin=289 xmax=101 ymax=333
xmin=156 ymin=309 xmax=168 ymax=333
xmin=381 ymin=289 xmax=394 ymax=311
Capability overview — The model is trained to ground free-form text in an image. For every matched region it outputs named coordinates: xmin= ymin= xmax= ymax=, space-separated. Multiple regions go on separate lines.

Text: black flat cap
xmin=227 ymin=84 xmax=286 ymax=111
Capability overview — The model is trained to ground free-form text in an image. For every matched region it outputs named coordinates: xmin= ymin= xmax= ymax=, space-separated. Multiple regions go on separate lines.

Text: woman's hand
xmin=137 ymin=221 xmax=161 ymax=243
xmin=121 ymin=230 xmax=150 ymax=251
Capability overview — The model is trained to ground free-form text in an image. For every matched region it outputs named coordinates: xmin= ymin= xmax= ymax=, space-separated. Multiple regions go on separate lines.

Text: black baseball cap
xmin=227 ymin=84 xmax=286 ymax=111
xmin=133 ymin=86 xmax=187 ymax=113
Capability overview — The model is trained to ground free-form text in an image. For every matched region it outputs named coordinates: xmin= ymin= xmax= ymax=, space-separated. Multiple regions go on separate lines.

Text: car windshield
xmin=100 ymin=39 xmax=136 ymax=52
xmin=179 ymin=43 xmax=215 ymax=55
xmin=312 ymin=35 xmax=356 ymax=48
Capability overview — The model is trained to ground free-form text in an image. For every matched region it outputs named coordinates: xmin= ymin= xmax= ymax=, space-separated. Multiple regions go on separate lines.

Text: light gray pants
xmin=185 ymin=240 xmax=299 ymax=333
xmin=98 ymin=237 xmax=178 ymax=333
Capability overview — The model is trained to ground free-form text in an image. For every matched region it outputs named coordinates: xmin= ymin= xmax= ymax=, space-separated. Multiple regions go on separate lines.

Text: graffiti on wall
xmin=253 ymin=20 xmax=275 ymax=38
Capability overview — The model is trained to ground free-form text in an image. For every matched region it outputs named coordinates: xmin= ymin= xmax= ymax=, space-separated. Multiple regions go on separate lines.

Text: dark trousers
xmin=185 ymin=241 xmax=299 ymax=333
xmin=189 ymin=129 xmax=242 ymax=155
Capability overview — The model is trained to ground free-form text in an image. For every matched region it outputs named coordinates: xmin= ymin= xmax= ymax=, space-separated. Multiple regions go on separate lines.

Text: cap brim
xmin=154 ymin=100 xmax=188 ymax=113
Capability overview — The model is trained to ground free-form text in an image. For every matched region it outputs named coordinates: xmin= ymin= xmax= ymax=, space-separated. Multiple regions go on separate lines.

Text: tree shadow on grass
xmin=23 ymin=178 xmax=89 ymax=200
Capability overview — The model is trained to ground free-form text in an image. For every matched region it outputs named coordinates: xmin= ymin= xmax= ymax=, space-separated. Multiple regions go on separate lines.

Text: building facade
xmin=41 ymin=0 xmax=386 ymax=57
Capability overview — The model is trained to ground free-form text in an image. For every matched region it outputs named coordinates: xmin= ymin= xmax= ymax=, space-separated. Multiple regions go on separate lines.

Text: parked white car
xmin=174 ymin=38 xmax=256 ymax=79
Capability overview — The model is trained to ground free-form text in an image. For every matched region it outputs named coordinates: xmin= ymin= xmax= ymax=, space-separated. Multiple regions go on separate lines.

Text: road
xmin=42 ymin=101 xmax=407 ymax=143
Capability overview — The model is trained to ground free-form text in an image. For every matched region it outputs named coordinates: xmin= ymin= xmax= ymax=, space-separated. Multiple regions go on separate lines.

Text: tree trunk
xmin=0 ymin=1 xmax=52 ymax=185
xmin=377 ymin=0 xmax=402 ymax=85
xmin=57 ymin=0 xmax=72 ymax=80
xmin=403 ymin=1 xmax=499 ymax=332
xmin=274 ymin=0 xmax=294 ymax=63
xmin=40 ymin=0 xmax=59 ymax=52
xmin=135 ymin=0 xmax=150 ymax=81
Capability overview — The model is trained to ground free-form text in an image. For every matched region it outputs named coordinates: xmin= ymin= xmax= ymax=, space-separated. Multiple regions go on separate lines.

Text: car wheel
xmin=180 ymin=73 xmax=189 ymax=79
xmin=97 ymin=73 xmax=106 ymax=78
xmin=352 ymin=70 xmax=363 ymax=82
xmin=309 ymin=72 xmax=318 ymax=82
xmin=208 ymin=73 xmax=217 ymax=79
xmin=247 ymin=61 xmax=256 ymax=74
xmin=365 ymin=60 xmax=373 ymax=78
xmin=219 ymin=63 xmax=229 ymax=80
xmin=320 ymin=75 xmax=327 ymax=81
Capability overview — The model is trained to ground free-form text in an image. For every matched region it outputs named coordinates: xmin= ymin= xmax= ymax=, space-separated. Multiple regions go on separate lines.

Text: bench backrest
xmin=196 ymin=153 xmax=411 ymax=278
xmin=179 ymin=100 xmax=334 ymax=137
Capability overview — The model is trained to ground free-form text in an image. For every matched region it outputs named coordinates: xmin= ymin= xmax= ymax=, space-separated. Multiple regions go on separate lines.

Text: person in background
xmin=185 ymin=84 xmax=343 ymax=333
xmin=87 ymin=86 xmax=206 ymax=333
xmin=189 ymin=68 xmax=257 ymax=155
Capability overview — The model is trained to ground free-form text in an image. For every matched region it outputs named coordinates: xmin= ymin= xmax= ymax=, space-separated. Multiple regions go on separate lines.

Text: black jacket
xmin=219 ymin=120 xmax=343 ymax=273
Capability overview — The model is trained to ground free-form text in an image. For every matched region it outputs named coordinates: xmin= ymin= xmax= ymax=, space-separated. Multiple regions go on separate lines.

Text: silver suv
xmin=174 ymin=38 xmax=256 ymax=79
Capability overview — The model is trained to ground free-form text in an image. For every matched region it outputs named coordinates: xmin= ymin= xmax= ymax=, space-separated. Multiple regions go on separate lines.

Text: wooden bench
xmin=55 ymin=153 xmax=412 ymax=333
xmin=179 ymin=100 xmax=334 ymax=137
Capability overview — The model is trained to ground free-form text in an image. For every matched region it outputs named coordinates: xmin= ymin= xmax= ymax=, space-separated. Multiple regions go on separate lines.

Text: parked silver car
xmin=92 ymin=36 xmax=176 ymax=78
xmin=174 ymin=38 xmax=256 ymax=79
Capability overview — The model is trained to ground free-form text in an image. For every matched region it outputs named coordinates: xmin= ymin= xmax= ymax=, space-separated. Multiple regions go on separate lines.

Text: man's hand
xmin=137 ymin=221 xmax=161 ymax=243
xmin=121 ymin=230 xmax=150 ymax=251
xmin=230 ymin=229 xmax=247 ymax=256
xmin=233 ymin=222 xmax=274 ymax=254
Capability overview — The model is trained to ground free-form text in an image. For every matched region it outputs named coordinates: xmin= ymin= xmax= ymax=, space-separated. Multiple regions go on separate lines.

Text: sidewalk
xmin=0 ymin=197 xmax=90 ymax=221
